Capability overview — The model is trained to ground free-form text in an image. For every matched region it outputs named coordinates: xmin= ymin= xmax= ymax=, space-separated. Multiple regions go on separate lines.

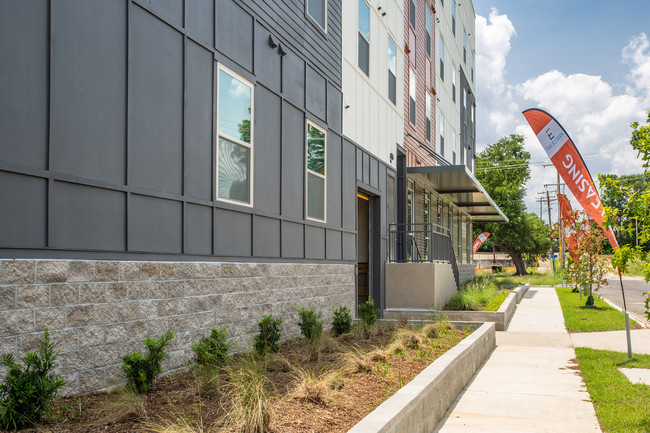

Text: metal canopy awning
xmin=407 ymin=165 xmax=509 ymax=222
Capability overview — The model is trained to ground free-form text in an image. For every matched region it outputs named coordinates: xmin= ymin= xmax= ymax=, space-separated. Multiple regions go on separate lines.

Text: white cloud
xmin=476 ymin=10 xmax=650 ymax=216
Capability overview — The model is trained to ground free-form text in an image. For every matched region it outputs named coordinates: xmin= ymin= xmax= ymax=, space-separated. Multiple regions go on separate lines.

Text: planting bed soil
xmin=6 ymin=323 xmax=469 ymax=433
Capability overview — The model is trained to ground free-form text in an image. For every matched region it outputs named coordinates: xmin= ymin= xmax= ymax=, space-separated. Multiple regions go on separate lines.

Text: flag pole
xmin=618 ymin=268 xmax=632 ymax=359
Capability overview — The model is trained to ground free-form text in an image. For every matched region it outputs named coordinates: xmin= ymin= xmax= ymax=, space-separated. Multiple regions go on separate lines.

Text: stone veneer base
xmin=0 ymin=259 xmax=355 ymax=395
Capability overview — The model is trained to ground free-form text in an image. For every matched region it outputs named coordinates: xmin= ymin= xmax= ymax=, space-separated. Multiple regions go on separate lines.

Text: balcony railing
xmin=388 ymin=222 xmax=459 ymax=288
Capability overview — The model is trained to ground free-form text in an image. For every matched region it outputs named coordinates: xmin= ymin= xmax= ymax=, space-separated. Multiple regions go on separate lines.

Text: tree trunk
xmin=496 ymin=242 xmax=528 ymax=275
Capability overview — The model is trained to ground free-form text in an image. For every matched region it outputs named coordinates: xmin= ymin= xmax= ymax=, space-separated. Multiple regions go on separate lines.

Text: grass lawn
xmin=555 ymin=287 xmax=639 ymax=332
xmin=496 ymin=271 xmax=566 ymax=286
xmin=575 ymin=348 xmax=650 ymax=433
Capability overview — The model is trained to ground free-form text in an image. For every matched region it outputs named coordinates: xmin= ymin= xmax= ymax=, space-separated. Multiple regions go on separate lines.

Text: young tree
xmin=565 ymin=210 xmax=609 ymax=307
xmin=599 ymin=112 xmax=650 ymax=284
xmin=475 ymin=134 xmax=552 ymax=275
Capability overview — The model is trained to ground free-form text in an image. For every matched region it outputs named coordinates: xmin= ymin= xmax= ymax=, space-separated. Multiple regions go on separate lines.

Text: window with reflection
xmin=388 ymin=37 xmax=396 ymax=104
xmin=307 ymin=0 xmax=327 ymax=31
xmin=217 ymin=66 xmax=253 ymax=205
xmin=358 ymin=0 xmax=370 ymax=76
xmin=306 ymin=121 xmax=326 ymax=221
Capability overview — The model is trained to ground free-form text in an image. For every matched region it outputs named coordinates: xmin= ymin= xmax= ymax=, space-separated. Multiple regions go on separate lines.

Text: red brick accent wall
xmin=404 ymin=0 xmax=437 ymax=167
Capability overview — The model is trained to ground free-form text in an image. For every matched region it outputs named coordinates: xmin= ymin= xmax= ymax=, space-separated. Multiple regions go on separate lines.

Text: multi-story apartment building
xmin=389 ymin=0 xmax=505 ymax=310
xmin=0 ymin=0 xmax=391 ymax=395
xmin=435 ymin=0 xmax=476 ymax=171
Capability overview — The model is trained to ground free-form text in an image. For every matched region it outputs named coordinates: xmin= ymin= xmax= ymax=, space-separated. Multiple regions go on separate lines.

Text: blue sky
xmin=473 ymin=1 xmax=650 ymax=216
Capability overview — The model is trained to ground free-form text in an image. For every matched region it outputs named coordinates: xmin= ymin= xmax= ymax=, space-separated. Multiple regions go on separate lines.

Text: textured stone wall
xmin=0 ymin=259 xmax=355 ymax=395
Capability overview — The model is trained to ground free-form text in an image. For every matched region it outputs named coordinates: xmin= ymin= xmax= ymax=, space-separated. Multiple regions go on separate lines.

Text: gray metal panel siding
xmin=129 ymin=6 xmax=183 ymax=195
xmin=216 ymin=0 xmax=254 ymax=72
xmin=185 ymin=0 xmax=214 ymax=45
xmin=51 ymin=182 xmax=126 ymax=251
xmin=185 ymin=204 xmax=213 ymax=255
xmin=0 ymin=1 xmax=48 ymax=169
xmin=306 ymin=66 xmax=327 ymax=121
xmin=254 ymin=87 xmax=282 ymax=215
xmin=253 ymin=216 xmax=281 ymax=258
xmin=51 ymin=0 xmax=127 ymax=184
xmin=129 ymin=195 xmax=182 ymax=253
xmin=326 ymin=134 xmax=342 ymax=227
xmin=184 ymin=41 xmax=214 ymax=201
xmin=0 ymin=172 xmax=47 ymax=248
xmin=281 ymin=102 xmax=305 ymax=219
xmin=214 ymin=209 xmax=252 ymax=257
xmin=305 ymin=226 xmax=325 ymax=259
xmin=0 ymin=0 xmax=352 ymax=265
xmin=254 ymin=23 xmax=282 ymax=93
xmin=281 ymin=221 xmax=304 ymax=258
xmin=342 ymin=140 xmax=357 ymax=230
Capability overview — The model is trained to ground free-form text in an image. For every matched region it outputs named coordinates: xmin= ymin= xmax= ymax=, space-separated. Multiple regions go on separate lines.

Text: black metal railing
xmin=388 ymin=222 xmax=459 ymax=288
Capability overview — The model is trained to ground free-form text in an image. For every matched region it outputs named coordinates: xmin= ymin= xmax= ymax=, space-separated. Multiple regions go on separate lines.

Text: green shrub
xmin=332 ymin=305 xmax=352 ymax=336
xmin=192 ymin=327 xmax=230 ymax=368
xmin=296 ymin=306 xmax=323 ymax=343
xmin=358 ymin=299 xmax=378 ymax=328
xmin=484 ymin=291 xmax=509 ymax=311
xmin=254 ymin=314 xmax=283 ymax=355
xmin=0 ymin=328 xmax=65 ymax=430
xmin=122 ymin=329 xmax=174 ymax=394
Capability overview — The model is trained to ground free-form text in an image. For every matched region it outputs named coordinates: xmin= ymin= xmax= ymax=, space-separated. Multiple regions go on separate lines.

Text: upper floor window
xmin=452 ymin=2 xmax=456 ymax=35
xmin=463 ymin=31 xmax=467 ymax=63
xmin=307 ymin=0 xmax=327 ymax=31
xmin=440 ymin=0 xmax=444 ymax=7
xmin=409 ymin=68 xmax=416 ymax=126
xmin=452 ymin=133 xmax=457 ymax=164
xmin=306 ymin=121 xmax=326 ymax=221
xmin=388 ymin=37 xmax=397 ymax=105
xmin=358 ymin=0 xmax=370 ymax=76
xmin=439 ymin=37 xmax=445 ymax=82
xmin=426 ymin=7 xmax=432 ymax=57
xmin=451 ymin=64 xmax=456 ymax=103
xmin=426 ymin=92 xmax=432 ymax=141
xmin=217 ymin=65 xmax=253 ymax=205
xmin=438 ymin=113 xmax=445 ymax=156
xmin=409 ymin=0 xmax=416 ymax=29
xmin=471 ymin=52 xmax=475 ymax=82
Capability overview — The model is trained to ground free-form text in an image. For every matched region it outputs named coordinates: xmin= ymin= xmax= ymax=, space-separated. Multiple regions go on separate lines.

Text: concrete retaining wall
xmin=0 ymin=259 xmax=355 ymax=395
xmin=384 ymin=288 xmax=520 ymax=331
xmin=385 ymin=262 xmax=456 ymax=310
xmin=348 ymin=322 xmax=496 ymax=433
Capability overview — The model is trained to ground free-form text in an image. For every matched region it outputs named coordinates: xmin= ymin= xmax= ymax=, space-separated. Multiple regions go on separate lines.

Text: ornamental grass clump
xmin=0 ymin=328 xmax=65 ymax=430
xmin=446 ymin=275 xmax=498 ymax=311
xmin=121 ymin=329 xmax=174 ymax=394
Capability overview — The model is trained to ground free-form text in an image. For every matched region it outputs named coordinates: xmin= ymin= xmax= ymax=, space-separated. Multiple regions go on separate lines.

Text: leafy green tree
xmin=599 ymin=112 xmax=650 ymax=288
xmin=475 ymin=134 xmax=552 ymax=275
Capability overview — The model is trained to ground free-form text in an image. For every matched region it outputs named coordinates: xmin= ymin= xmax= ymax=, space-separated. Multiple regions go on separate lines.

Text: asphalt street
xmin=597 ymin=275 xmax=650 ymax=325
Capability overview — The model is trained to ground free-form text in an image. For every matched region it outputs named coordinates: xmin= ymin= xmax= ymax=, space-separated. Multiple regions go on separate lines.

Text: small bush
xmin=332 ymin=305 xmax=352 ymax=336
xmin=446 ymin=276 xmax=498 ymax=311
xmin=122 ymin=329 xmax=174 ymax=394
xmin=358 ymin=299 xmax=378 ymax=328
xmin=254 ymin=314 xmax=283 ymax=356
xmin=192 ymin=327 xmax=230 ymax=368
xmin=0 ymin=328 xmax=65 ymax=430
xmin=296 ymin=306 xmax=323 ymax=344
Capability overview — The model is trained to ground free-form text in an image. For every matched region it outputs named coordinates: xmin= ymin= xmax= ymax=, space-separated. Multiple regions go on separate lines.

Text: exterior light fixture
xmin=268 ymin=35 xmax=278 ymax=49
xmin=278 ymin=44 xmax=287 ymax=56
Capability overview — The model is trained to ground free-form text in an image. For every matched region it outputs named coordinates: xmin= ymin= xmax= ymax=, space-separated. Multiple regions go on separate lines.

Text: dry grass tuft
xmin=142 ymin=403 xmax=212 ymax=433
xmin=288 ymin=368 xmax=344 ymax=405
xmin=97 ymin=388 xmax=147 ymax=424
xmin=190 ymin=365 xmax=220 ymax=396
xmin=421 ymin=321 xmax=452 ymax=339
xmin=219 ymin=355 xmax=275 ymax=433
xmin=387 ymin=327 xmax=424 ymax=354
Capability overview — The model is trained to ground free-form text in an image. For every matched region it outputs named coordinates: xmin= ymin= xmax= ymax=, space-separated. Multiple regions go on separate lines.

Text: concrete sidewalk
xmin=434 ymin=285 xmax=601 ymax=432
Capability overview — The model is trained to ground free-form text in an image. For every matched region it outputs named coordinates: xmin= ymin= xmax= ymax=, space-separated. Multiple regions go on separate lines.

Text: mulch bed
xmin=9 ymin=324 xmax=470 ymax=433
